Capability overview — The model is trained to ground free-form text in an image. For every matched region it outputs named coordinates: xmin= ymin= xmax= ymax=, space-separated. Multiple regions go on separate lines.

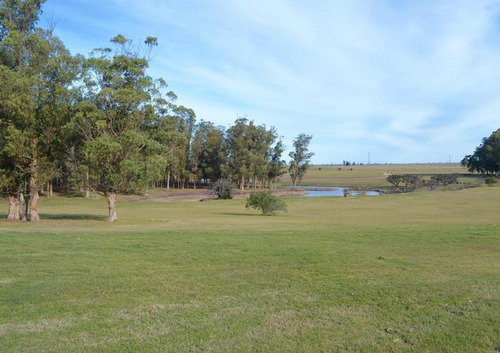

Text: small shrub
xmin=401 ymin=174 xmax=422 ymax=190
xmin=485 ymin=177 xmax=497 ymax=185
xmin=386 ymin=174 xmax=403 ymax=187
xmin=211 ymin=179 xmax=233 ymax=199
xmin=431 ymin=174 xmax=458 ymax=187
xmin=246 ymin=192 xmax=287 ymax=215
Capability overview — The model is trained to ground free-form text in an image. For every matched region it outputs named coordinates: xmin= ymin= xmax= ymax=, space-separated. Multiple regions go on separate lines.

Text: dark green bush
xmin=485 ymin=177 xmax=497 ymax=185
xmin=246 ymin=192 xmax=287 ymax=215
xmin=430 ymin=174 xmax=458 ymax=188
xmin=211 ymin=179 xmax=233 ymax=199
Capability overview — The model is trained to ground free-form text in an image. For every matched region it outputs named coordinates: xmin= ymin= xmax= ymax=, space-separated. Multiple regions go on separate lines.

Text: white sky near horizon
xmin=41 ymin=0 xmax=500 ymax=164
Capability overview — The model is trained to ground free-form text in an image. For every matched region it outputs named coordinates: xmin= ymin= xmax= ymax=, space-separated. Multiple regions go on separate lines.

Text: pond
xmin=302 ymin=186 xmax=380 ymax=197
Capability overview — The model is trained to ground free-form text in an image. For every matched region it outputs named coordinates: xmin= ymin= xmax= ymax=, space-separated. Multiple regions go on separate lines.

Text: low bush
xmin=246 ymin=192 xmax=287 ymax=215
xmin=485 ymin=177 xmax=497 ymax=185
xmin=211 ymin=179 xmax=233 ymax=199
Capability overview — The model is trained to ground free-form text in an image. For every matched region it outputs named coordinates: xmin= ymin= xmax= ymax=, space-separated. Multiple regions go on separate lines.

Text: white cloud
xmin=44 ymin=0 xmax=500 ymax=163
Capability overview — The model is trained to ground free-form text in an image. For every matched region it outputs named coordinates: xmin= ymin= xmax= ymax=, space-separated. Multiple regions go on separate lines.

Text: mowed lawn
xmin=0 ymin=187 xmax=499 ymax=352
xmin=281 ymin=163 xmax=470 ymax=187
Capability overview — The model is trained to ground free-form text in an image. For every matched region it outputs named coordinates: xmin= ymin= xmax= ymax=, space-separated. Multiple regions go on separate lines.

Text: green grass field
xmin=1 ymin=182 xmax=499 ymax=352
xmin=281 ymin=163 xmax=471 ymax=187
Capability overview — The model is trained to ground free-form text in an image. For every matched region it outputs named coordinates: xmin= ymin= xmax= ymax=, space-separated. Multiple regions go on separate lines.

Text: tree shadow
xmin=218 ymin=212 xmax=262 ymax=217
xmin=39 ymin=214 xmax=107 ymax=221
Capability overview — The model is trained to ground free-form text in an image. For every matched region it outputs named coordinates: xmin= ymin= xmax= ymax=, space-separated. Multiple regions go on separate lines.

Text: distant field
xmin=280 ymin=163 xmax=471 ymax=187
xmin=1 ymin=186 xmax=499 ymax=352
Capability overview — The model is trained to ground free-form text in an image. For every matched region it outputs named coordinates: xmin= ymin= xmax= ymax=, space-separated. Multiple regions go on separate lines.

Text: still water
xmin=302 ymin=187 xmax=380 ymax=197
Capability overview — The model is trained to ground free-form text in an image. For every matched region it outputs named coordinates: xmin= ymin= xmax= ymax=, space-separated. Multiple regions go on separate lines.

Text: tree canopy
xmin=461 ymin=129 xmax=500 ymax=175
xmin=0 ymin=0 xmax=304 ymax=221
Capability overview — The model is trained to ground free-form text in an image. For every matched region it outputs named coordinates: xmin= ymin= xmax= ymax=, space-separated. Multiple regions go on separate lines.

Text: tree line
xmin=0 ymin=1 xmax=314 ymax=222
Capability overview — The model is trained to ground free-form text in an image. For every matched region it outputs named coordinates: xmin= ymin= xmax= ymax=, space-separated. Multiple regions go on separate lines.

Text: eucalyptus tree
xmin=267 ymin=139 xmax=286 ymax=188
xmin=226 ymin=118 xmax=280 ymax=190
xmin=289 ymin=134 xmax=314 ymax=188
xmin=72 ymin=35 xmax=160 ymax=221
xmin=462 ymin=129 xmax=500 ymax=175
xmin=174 ymin=106 xmax=196 ymax=188
xmin=0 ymin=0 xmax=78 ymax=221
xmin=197 ymin=122 xmax=226 ymax=184
xmin=226 ymin=118 xmax=252 ymax=190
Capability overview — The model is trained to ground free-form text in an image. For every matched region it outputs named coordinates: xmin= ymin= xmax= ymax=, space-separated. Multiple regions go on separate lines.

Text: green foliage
xmin=386 ymin=174 xmax=403 ymax=187
xmin=289 ymin=134 xmax=314 ymax=187
xmin=485 ymin=177 xmax=497 ymax=185
xmin=225 ymin=118 xmax=280 ymax=190
xmin=211 ymin=179 xmax=233 ymax=199
xmin=246 ymin=191 xmax=287 ymax=215
xmin=386 ymin=174 xmax=422 ymax=190
xmin=430 ymin=174 xmax=458 ymax=188
xmin=401 ymin=174 xmax=422 ymax=190
xmin=462 ymin=129 xmax=500 ymax=174
xmin=73 ymin=35 xmax=160 ymax=195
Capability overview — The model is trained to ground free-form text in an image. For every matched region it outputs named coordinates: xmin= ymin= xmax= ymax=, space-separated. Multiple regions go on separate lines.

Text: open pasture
xmin=1 ymin=186 xmax=499 ymax=352
xmin=281 ymin=163 xmax=470 ymax=187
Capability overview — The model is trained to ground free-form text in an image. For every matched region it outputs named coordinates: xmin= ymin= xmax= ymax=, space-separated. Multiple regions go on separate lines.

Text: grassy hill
xmin=0 ymin=185 xmax=499 ymax=351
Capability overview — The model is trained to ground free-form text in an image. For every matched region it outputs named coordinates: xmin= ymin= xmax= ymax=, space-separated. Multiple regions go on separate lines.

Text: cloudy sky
xmin=41 ymin=0 xmax=500 ymax=164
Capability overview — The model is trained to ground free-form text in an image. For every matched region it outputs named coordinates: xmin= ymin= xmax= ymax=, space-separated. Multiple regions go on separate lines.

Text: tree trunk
xmin=7 ymin=194 xmax=20 ymax=220
xmin=29 ymin=163 xmax=40 ymax=222
xmin=106 ymin=192 xmax=118 ymax=222
xmin=48 ymin=182 xmax=53 ymax=197
xmin=85 ymin=170 xmax=90 ymax=198
xmin=167 ymin=171 xmax=170 ymax=190
xmin=240 ymin=175 xmax=245 ymax=191
xmin=20 ymin=192 xmax=28 ymax=221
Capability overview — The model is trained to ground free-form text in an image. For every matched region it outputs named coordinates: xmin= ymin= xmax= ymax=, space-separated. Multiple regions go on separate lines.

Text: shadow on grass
xmin=218 ymin=212 xmax=263 ymax=217
xmin=39 ymin=214 xmax=107 ymax=221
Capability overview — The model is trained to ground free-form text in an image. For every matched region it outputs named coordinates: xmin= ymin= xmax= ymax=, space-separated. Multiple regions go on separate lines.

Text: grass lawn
xmin=280 ymin=163 xmax=471 ymax=187
xmin=0 ymin=186 xmax=499 ymax=351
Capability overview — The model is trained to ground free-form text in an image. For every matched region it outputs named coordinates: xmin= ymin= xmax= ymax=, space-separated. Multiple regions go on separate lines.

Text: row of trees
xmin=0 ymin=1 xmax=314 ymax=222
xmin=386 ymin=174 xmax=458 ymax=191
xmin=461 ymin=129 xmax=500 ymax=175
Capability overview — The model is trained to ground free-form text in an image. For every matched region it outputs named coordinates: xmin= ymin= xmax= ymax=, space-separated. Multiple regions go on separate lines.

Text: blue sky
xmin=41 ymin=0 xmax=500 ymax=164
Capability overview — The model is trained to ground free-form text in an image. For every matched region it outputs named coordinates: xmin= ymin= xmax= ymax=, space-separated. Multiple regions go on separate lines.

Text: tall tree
xmin=289 ymin=134 xmax=314 ymax=188
xmin=0 ymin=0 xmax=77 ymax=221
xmin=267 ymin=139 xmax=286 ymax=188
xmin=462 ymin=129 xmax=500 ymax=175
xmin=72 ymin=35 xmax=159 ymax=221
xmin=197 ymin=122 xmax=226 ymax=184
xmin=226 ymin=118 xmax=252 ymax=190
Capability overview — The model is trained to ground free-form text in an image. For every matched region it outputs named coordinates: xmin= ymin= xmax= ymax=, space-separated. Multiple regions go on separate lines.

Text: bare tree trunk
xmin=7 ymin=194 xmax=20 ymax=220
xmin=29 ymin=162 xmax=40 ymax=222
xmin=85 ymin=170 xmax=90 ymax=198
xmin=49 ymin=182 xmax=53 ymax=197
xmin=240 ymin=175 xmax=245 ymax=191
xmin=167 ymin=171 xmax=170 ymax=190
xmin=105 ymin=192 xmax=118 ymax=222
xmin=20 ymin=192 xmax=28 ymax=221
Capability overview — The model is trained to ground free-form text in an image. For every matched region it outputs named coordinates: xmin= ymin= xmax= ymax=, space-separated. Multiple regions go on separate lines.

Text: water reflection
xmin=302 ymin=187 xmax=380 ymax=197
